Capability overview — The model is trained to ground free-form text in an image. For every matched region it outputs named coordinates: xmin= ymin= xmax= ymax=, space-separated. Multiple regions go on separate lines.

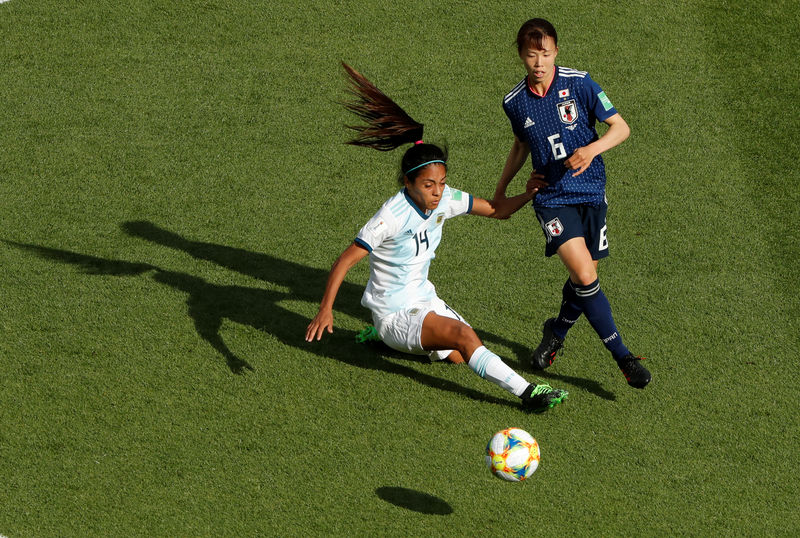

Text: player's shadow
xmin=6 ymin=221 xmax=558 ymax=407
xmin=531 ymin=370 xmax=616 ymax=401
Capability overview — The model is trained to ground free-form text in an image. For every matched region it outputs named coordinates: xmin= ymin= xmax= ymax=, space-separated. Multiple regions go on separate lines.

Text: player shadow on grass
xmin=120 ymin=221 xmax=612 ymax=400
xmin=529 ymin=369 xmax=615 ymax=402
xmin=6 ymin=222 xmax=571 ymax=408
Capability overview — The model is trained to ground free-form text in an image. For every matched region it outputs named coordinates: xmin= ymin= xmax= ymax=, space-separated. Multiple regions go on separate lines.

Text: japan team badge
xmin=545 ymin=217 xmax=563 ymax=238
xmin=557 ymin=99 xmax=578 ymax=124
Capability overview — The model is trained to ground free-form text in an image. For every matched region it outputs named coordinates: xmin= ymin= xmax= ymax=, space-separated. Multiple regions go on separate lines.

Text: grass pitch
xmin=1 ymin=0 xmax=798 ymax=535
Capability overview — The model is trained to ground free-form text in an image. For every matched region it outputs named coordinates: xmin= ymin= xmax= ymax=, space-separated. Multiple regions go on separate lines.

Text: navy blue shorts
xmin=534 ymin=203 xmax=609 ymax=259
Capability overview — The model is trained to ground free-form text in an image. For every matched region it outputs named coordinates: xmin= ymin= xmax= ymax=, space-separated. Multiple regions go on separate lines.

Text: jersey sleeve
xmin=582 ymin=73 xmax=618 ymax=122
xmin=445 ymin=186 xmax=473 ymax=218
xmin=503 ymin=100 xmax=526 ymax=142
xmin=355 ymin=208 xmax=396 ymax=253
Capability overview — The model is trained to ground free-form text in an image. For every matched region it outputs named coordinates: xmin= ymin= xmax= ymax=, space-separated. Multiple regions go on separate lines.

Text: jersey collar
xmin=527 ymin=67 xmax=559 ymax=98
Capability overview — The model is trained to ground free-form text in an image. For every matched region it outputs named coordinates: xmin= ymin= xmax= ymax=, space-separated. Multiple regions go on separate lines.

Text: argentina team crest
xmin=557 ymin=99 xmax=578 ymax=124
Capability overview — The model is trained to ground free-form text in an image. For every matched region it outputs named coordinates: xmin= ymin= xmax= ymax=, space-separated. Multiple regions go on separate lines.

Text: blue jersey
xmin=503 ymin=66 xmax=618 ymax=208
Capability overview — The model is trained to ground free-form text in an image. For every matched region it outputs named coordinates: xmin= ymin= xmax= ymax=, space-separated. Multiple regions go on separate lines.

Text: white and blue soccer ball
xmin=486 ymin=427 xmax=540 ymax=482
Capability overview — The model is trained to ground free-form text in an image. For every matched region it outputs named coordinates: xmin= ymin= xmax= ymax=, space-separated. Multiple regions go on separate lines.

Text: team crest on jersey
xmin=436 ymin=214 xmax=444 ymax=224
xmin=545 ymin=217 xmax=564 ymax=237
xmin=557 ymin=99 xmax=578 ymax=124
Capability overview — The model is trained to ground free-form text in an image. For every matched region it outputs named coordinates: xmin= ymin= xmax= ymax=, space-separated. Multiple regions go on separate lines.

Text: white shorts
xmin=373 ymin=296 xmax=470 ymax=361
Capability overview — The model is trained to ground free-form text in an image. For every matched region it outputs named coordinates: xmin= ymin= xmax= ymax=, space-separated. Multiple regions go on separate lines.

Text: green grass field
xmin=1 ymin=1 xmax=799 ymax=535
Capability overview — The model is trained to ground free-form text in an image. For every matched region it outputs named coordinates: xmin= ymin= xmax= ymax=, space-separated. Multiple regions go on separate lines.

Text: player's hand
xmin=305 ymin=310 xmax=334 ymax=342
xmin=526 ymin=170 xmax=549 ymax=195
xmin=564 ymin=146 xmax=597 ymax=177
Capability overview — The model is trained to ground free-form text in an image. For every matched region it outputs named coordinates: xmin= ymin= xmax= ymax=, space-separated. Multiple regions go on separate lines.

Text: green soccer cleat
xmin=355 ymin=325 xmax=381 ymax=344
xmin=520 ymin=383 xmax=568 ymax=413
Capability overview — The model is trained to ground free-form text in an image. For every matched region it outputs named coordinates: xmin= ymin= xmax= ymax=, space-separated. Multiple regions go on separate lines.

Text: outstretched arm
xmin=472 ymin=169 xmax=545 ymax=219
xmin=305 ymin=242 xmax=369 ymax=342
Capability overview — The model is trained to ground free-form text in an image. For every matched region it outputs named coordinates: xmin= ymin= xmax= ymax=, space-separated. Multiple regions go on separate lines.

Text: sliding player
xmin=305 ymin=62 xmax=568 ymax=412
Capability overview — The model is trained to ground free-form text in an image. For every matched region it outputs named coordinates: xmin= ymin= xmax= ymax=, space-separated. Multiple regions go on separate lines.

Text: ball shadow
xmin=375 ymin=486 xmax=453 ymax=515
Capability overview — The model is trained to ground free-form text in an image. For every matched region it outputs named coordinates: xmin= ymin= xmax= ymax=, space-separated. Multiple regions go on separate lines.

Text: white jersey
xmin=354 ymin=185 xmax=474 ymax=318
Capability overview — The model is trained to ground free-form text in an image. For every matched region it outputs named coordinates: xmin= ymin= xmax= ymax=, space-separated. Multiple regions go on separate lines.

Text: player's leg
xmin=420 ymin=312 xmax=567 ymax=411
xmin=443 ymin=350 xmax=465 ymax=364
xmin=420 ymin=313 xmax=527 ymax=395
xmin=531 ymin=207 xmax=585 ymax=369
xmin=557 ymin=236 xmax=629 ymax=356
xmin=557 ymin=234 xmax=650 ymax=388
xmin=424 ymin=299 xmax=469 ymax=364
xmin=372 ymin=302 xmax=477 ymax=364
xmin=556 ymin=237 xmax=598 ymax=284
xmin=553 ymin=276 xmax=584 ymax=338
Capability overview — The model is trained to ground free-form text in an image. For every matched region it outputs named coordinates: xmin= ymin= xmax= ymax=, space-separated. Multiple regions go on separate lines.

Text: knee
xmin=435 ymin=320 xmax=475 ymax=351
xmin=452 ymin=323 xmax=481 ymax=354
xmin=422 ymin=313 xmax=483 ymax=358
xmin=571 ymin=268 xmax=598 ymax=286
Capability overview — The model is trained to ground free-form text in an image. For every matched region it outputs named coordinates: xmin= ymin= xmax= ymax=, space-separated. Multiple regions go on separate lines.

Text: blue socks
xmin=552 ymin=278 xmax=582 ymax=339
xmin=556 ymin=278 xmax=630 ymax=360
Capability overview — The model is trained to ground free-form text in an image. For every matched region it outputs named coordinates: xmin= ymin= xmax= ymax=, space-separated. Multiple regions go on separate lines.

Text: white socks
xmin=467 ymin=346 xmax=529 ymax=397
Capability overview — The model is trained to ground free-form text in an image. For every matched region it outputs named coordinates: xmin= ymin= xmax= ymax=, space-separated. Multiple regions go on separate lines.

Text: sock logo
xmin=602 ymin=332 xmax=618 ymax=344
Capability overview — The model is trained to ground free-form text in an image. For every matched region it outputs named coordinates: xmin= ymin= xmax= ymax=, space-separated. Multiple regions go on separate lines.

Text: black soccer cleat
xmin=520 ymin=383 xmax=568 ymax=413
xmin=530 ymin=318 xmax=564 ymax=370
xmin=616 ymin=354 xmax=651 ymax=389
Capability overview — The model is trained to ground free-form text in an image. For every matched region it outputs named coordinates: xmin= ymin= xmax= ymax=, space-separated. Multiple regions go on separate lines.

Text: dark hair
xmin=340 ymin=61 xmax=448 ymax=184
xmin=397 ymin=142 xmax=449 ymax=184
xmin=516 ymin=18 xmax=557 ymax=53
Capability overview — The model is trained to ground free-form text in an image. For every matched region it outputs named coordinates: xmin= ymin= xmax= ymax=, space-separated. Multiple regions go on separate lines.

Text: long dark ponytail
xmin=341 ymin=62 xmax=448 ymax=184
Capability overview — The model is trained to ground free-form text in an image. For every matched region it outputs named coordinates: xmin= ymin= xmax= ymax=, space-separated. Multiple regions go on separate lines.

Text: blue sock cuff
xmin=572 ymin=279 xmax=601 ymax=298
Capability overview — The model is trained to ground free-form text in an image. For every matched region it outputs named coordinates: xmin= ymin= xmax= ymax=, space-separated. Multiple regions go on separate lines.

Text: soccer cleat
xmin=520 ymin=383 xmax=568 ymax=413
xmin=616 ymin=354 xmax=651 ymax=389
xmin=530 ymin=318 xmax=564 ymax=370
xmin=355 ymin=325 xmax=380 ymax=343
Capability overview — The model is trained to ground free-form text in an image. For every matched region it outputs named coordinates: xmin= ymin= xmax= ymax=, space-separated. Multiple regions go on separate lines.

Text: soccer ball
xmin=486 ymin=427 xmax=540 ymax=482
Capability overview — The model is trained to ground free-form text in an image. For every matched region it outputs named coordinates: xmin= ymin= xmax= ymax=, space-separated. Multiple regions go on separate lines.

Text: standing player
xmin=305 ymin=62 xmax=568 ymax=412
xmin=493 ymin=18 xmax=651 ymax=388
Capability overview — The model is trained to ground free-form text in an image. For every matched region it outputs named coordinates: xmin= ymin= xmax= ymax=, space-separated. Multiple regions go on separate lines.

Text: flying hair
xmin=340 ymin=62 xmax=424 ymax=151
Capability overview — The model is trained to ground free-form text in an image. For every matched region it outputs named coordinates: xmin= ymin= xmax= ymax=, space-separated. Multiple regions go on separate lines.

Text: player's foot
xmin=616 ymin=354 xmax=651 ymax=389
xmin=355 ymin=325 xmax=380 ymax=343
xmin=520 ymin=383 xmax=568 ymax=413
xmin=530 ymin=318 xmax=563 ymax=370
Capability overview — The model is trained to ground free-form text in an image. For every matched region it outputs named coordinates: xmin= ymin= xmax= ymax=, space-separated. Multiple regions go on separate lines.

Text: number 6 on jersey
xmin=547 ymin=133 xmax=567 ymax=160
